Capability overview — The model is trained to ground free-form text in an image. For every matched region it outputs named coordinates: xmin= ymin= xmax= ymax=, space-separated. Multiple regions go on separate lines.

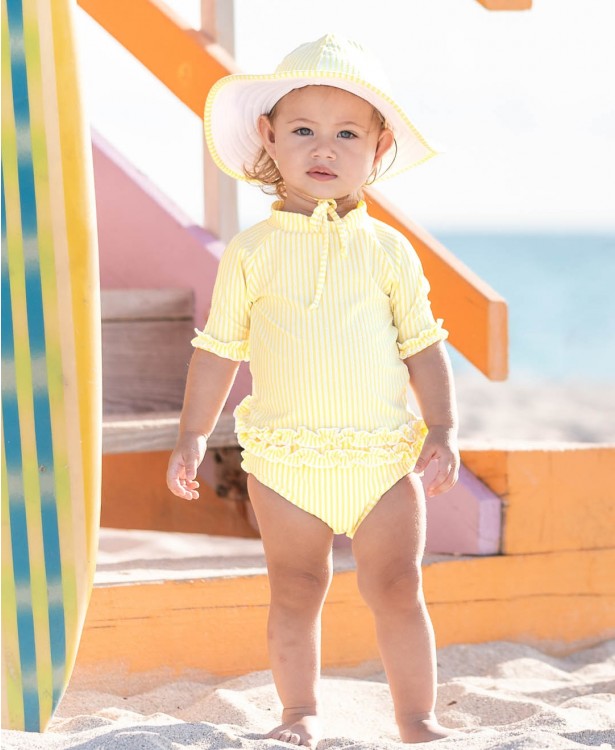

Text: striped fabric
xmin=193 ymin=199 xmax=447 ymax=535
xmin=1 ymin=0 xmax=101 ymax=732
xmin=275 ymin=34 xmax=391 ymax=91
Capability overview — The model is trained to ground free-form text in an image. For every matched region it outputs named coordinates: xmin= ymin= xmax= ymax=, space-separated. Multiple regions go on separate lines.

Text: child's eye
xmin=294 ymin=127 xmax=313 ymax=136
xmin=338 ymin=130 xmax=357 ymax=139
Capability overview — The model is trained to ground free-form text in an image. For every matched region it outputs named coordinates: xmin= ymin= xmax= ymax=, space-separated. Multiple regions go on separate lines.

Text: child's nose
xmin=311 ymin=138 xmax=336 ymax=160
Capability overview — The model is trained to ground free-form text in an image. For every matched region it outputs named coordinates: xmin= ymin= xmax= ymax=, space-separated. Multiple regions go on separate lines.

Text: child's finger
xmin=413 ymin=444 xmax=436 ymax=476
xmin=174 ymin=479 xmax=200 ymax=501
xmin=184 ymin=454 xmax=200 ymax=483
xmin=180 ymin=479 xmax=200 ymax=500
xmin=427 ymin=460 xmax=459 ymax=497
xmin=168 ymin=476 xmax=192 ymax=499
xmin=167 ymin=456 xmax=197 ymax=500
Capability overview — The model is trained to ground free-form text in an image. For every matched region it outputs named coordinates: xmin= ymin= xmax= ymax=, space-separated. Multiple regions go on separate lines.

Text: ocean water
xmin=435 ymin=232 xmax=615 ymax=382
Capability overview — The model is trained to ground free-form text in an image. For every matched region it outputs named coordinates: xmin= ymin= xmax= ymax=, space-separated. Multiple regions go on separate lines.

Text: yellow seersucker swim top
xmin=192 ymin=198 xmax=448 ymax=470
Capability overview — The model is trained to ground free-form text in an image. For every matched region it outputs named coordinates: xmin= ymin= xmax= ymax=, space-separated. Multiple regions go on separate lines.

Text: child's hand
xmin=166 ymin=432 xmax=208 ymax=500
xmin=413 ymin=425 xmax=459 ymax=498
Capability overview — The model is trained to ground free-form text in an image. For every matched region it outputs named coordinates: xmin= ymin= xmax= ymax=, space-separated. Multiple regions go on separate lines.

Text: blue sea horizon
xmin=433 ymin=231 xmax=615 ymax=383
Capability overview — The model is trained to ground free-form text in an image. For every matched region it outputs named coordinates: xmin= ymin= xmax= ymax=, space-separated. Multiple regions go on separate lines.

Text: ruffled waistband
xmin=234 ymin=397 xmax=427 ymax=469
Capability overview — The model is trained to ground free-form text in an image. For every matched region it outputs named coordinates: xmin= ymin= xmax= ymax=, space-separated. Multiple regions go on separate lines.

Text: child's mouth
xmin=307 ymin=168 xmax=337 ymax=181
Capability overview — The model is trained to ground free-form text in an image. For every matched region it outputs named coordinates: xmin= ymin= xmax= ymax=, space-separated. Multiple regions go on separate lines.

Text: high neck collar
xmin=268 ymin=199 xmax=369 ymax=233
xmin=268 ymin=199 xmax=368 ymax=311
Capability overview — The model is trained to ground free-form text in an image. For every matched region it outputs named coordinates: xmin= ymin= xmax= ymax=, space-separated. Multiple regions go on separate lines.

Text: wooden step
xmin=102 ymin=411 xmax=237 ymax=454
xmin=101 ymin=288 xmax=195 ymax=415
xmin=77 ymin=527 xmax=615 ymax=676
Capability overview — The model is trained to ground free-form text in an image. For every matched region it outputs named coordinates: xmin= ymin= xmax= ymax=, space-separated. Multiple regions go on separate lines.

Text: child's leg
xmin=247 ymin=474 xmax=334 ymax=749
xmin=352 ymin=473 xmax=453 ymax=744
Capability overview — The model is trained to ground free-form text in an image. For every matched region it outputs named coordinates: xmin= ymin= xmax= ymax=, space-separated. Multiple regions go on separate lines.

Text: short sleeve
xmin=390 ymin=236 xmax=448 ymax=359
xmin=192 ymin=236 xmax=251 ymax=361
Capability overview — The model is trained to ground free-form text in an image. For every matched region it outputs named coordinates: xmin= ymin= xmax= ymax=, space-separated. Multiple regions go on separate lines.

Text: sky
xmin=76 ymin=0 xmax=615 ymax=233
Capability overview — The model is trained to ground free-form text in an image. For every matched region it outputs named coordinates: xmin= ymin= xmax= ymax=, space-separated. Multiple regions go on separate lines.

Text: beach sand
xmin=3 ymin=377 xmax=614 ymax=749
xmin=452 ymin=375 xmax=614 ymax=444
xmin=3 ymin=640 xmax=614 ymax=749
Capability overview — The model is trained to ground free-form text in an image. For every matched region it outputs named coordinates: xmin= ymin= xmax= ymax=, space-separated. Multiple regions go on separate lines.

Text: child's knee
xmin=357 ymin=563 xmax=423 ymax=614
xmin=269 ymin=564 xmax=332 ymax=612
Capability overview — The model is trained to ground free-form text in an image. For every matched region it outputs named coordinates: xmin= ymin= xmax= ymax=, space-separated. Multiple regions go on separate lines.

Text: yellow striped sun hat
xmin=205 ymin=34 xmax=438 ymax=183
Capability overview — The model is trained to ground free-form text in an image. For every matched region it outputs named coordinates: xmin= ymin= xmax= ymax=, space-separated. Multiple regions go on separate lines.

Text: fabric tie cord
xmin=308 ymin=199 xmax=349 ymax=310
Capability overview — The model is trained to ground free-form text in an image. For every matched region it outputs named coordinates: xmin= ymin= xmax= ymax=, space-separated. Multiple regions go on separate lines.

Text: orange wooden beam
xmin=76 ymin=0 xmax=239 ymax=118
xmin=78 ymin=0 xmax=509 ymax=380
xmin=77 ymin=547 xmax=615 ymax=675
xmin=462 ymin=444 xmax=615 ymax=555
xmin=366 ymin=189 xmax=508 ymax=380
xmin=101 ymin=450 xmax=259 ymax=538
xmin=475 ymin=0 xmax=532 ymax=9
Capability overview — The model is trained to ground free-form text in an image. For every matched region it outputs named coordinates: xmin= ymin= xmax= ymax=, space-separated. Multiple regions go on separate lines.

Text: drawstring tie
xmin=308 ymin=199 xmax=349 ymax=310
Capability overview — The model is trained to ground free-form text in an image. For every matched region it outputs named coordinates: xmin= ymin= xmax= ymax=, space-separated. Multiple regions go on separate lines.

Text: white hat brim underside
xmin=205 ymin=73 xmax=438 ymax=183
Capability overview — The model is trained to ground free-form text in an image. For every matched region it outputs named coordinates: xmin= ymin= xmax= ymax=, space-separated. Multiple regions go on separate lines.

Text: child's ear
xmin=372 ymin=127 xmax=395 ymax=169
xmin=257 ymin=115 xmax=277 ymax=159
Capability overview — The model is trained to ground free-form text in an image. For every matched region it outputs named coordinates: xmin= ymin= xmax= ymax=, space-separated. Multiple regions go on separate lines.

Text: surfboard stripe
xmin=2 ymin=0 xmax=101 ymax=731
xmin=1 ymin=175 xmax=38 ymax=730
xmin=1 ymin=420 xmax=25 ymax=731
xmin=4 ymin=0 xmax=63 ymax=727
xmin=1 ymin=192 xmax=29 ymax=734
xmin=1 ymin=7 xmax=45 ymax=726
xmin=33 ymin=0 xmax=81 ymax=682
xmin=38 ymin=0 xmax=88 ymax=656
xmin=1 ymin=9 xmax=29 ymax=732
xmin=22 ymin=0 xmax=70 ymax=708
xmin=50 ymin=0 xmax=102 ymax=578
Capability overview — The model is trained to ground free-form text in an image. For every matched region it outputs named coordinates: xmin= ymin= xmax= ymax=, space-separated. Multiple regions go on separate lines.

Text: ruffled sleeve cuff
xmin=398 ymin=319 xmax=448 ymax=359
xmin=191 ymin=328 xmax=250 ymax=362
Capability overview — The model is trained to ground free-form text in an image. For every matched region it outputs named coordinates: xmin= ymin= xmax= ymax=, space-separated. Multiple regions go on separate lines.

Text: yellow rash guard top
xmin=192 ymin=198 xmax=448 ymax=535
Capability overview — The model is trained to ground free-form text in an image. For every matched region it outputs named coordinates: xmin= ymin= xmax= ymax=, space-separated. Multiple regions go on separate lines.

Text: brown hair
xmin=243 ymin=101 xmax=286 ymax=197
xmin=243 ymin=99 xmax=396 ymax=199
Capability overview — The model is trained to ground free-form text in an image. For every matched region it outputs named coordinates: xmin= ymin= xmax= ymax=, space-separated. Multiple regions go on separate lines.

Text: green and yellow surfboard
xmin=2 ymin=0 xmax=101 ymax=732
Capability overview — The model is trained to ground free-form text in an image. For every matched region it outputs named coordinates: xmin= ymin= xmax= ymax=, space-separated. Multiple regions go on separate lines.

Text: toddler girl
xmin=168 ymin=34 xmax=459 ymax=747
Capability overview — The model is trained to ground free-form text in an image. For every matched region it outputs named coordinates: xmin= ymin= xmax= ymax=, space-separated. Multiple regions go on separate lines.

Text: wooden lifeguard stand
xmin=88 ymin=0 xmax=510 ymax=537
xmin=76 ymin=0 xmax=614 ymax=674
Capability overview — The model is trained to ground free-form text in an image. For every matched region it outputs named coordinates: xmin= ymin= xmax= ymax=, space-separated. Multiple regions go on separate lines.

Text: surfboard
xmin=1 ymin=0 xmax=101 ymax=732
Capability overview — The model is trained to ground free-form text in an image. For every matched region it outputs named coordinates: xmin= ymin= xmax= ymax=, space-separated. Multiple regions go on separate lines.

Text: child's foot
xmin=398 ymin=711 xmax=457 ymax=743
xmin=265 ymin=708 xmax=323 ymax=748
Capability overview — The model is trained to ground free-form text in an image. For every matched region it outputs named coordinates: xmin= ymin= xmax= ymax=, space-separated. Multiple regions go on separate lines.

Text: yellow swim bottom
xmin=242 ymin=452 xmax=416 ymax=538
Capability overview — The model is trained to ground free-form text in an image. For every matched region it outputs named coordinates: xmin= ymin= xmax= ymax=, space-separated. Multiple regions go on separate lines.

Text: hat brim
xmin=204 ymin=71 xmax=439 ymax=184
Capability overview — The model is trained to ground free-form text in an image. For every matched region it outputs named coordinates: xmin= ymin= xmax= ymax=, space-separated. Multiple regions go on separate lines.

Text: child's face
xmin=257 ymin=86 xmax=394 ymax=214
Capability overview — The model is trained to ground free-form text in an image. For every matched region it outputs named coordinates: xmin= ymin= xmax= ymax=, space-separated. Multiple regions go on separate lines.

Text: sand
xmin=3 ymin=640 xmax=614 ymax=749
xmin=450 ymin=375 xmax=614 ymax=444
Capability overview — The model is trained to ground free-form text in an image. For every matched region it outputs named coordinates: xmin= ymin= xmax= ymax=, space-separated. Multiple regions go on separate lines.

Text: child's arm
xmin=167 ymin=348 xmax=241 ymax=500
xmin=404 ymin=341 xmax=460 ymax=497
